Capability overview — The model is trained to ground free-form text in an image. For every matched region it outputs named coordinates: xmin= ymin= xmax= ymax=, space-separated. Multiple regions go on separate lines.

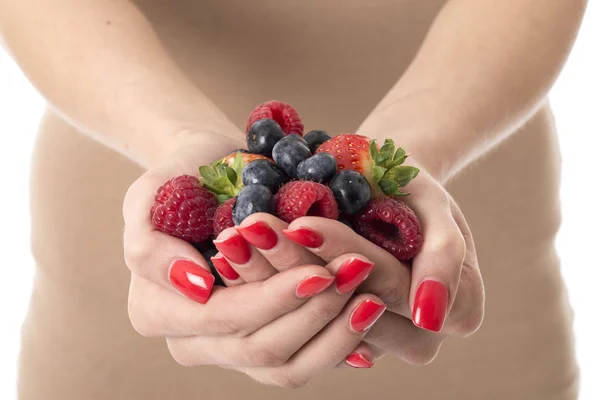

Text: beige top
xmin=18 ymin=1 xmax=579 ymax=399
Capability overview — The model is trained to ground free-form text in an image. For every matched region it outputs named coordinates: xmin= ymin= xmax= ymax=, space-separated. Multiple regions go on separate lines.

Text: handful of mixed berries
xmin=151 ymin=100 xmax=424 ymax=285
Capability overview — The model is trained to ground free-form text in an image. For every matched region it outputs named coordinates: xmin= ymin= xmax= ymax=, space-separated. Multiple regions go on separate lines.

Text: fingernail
xmin=345 ymin=353 xmax=374 ymax=369
xmin=169 ymin=260 xmax=215 ymax=304
xmin=214 ymin=234 xmax=251 ymax=264
xmin=296 ymin=275 xmax=335 ymax=298
xmin=210 ymin=255 xmax=240 ymax=281
xmin=236 ymin=221 xmax=278 ymax=250
xmin=282 ymin=227 xmax=324 ymax=248
xmin=350 ymin=299 xmax=386 ymax=333
xmin=412 ymin=280 xmax=449 ymax=332
xmin=335 ymin=258 xmax=375 ymax=294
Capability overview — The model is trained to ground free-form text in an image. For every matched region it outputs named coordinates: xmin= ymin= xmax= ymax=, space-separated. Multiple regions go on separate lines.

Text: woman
xmin=0 ymin=0 xmax=585 ymax=399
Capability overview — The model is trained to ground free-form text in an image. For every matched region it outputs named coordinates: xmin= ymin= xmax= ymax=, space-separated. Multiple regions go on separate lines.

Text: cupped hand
xmin=271 ymin=165 xmax=485 ymax=366
xmin=122 ymin=132 xmax=385 ymax=387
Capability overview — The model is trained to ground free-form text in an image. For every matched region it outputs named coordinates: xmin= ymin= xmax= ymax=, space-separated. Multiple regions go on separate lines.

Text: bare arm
xmin=359 ymin=0 xmax=587 ymax=182
xmin=0 ymin=0 xmax=241 ymax=167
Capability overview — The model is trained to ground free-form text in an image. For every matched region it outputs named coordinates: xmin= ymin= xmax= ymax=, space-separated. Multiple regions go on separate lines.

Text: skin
xmin=0 ymin=0 xmax=587 ymax=389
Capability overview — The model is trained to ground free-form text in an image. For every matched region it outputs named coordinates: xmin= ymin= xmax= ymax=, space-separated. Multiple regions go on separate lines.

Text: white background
xmin=1 ymin=3 xmax=599 ymax=399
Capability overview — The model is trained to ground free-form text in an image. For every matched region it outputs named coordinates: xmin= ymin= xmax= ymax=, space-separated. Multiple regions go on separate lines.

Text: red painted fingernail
xmin=412 ymin=280 xmax=449 ymax=332
xmin=169 ymin=260 xmax=215 ymax=304
xmin=282 ymin=227 xmax=324 ymax=248
xmin=345 ymin=353 xmax=374 ymax=368
xmin=350 ymin=299 xmax=386 ymax=332
xmin=214 ymin=234 xmax=251 ymax=264
xmin=210 ymin=255 xmax=240 ymax=281
xmin=335 ymin=258 xmax=375 ymax=294
xmin=296 ymin=275 xmax=335 ymax=298
xmin=236 ymin=221 xmax=278 ymax=250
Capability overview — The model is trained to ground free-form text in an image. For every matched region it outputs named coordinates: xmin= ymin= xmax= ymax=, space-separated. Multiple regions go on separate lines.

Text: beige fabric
xmin=18 ymin=1 xmax=578 ymax=398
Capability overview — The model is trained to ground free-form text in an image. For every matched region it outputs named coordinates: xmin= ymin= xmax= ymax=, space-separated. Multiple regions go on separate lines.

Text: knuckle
xmin=127 ymin=294 xmax=156 ymax=338
xmin=204 ymin=316 xmax=244 ymax=337
xmin=269 ymin=370 xmax=308 ymax=389
xmin=123 ymin=238 xmax=151 ymax=274
xmin=245 ymin=345 xmax=288 ymax=367
xmin=167 ymin=341 xmax=197 ymax=367
xmin=403 ymin=337 xmax=443 ymax=366
xmin=431 ymin=231 xmax=466 ymax=263
xmin=308 ymin=301 xmax=341 ymax=324
xmin=377 ymin=277 xmax=409 ymax=312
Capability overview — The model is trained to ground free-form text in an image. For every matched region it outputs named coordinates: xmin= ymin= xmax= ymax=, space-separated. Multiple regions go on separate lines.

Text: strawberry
xmin=213 ymin=197 xmax=236 ymax=238
xmin=151 ymin=175 xmax=218 ymax=243
xmin=198 ymin=152 xmax=272 ymax=203
xmin=274 ymin=181 xmax=339 ymax=223
xmin=246 ymin=100 xmax=304 ymax=137
xmin=316 ymin=134 xmax=419 ymax=197
xmin=354 ymin=198 xmax=423 ymax=261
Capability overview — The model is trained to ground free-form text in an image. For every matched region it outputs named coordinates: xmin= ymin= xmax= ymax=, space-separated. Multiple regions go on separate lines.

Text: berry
xmin=355 ymin=198 xmax=423 ymax=261
xmin=272 ymin=136 xmax=312 ymax=178
xmin=151 ymin=175 xmax=218 ymax=242
xmin=274 ymin=181 xmax=339 ymax=223
xmin=247 ymin=119 xmax=284 ymax=157
xmin=213 ymin=197 xmax=236 ymax=238
xmin=304 ymin=130 xmax=332 ymax=153
xmin=330 ymin=170 xmax=372 ymax=215
xmin=286 ymin=134 xmax=309 ymax=146
xmin=242 ymin=159 xmax=287 ymax=193
xmin=246 ymin=100 xmax=304 ymax=136
xmin=233 ymin=185 xmax=275 ymax=225
xmin=296 ymin=153 xmax=337 ymax=183
xmin=199 ymin=152 xmax=272 ymax=202
xmin=192 ymin=243 xmax=225 ymax=286
xmin=316 ymin=134 xmax=420 ymax=197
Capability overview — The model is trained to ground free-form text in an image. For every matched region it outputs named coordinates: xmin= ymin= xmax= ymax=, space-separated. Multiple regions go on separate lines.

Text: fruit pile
xmin=151 ymin=100 xmax=423 ymax=276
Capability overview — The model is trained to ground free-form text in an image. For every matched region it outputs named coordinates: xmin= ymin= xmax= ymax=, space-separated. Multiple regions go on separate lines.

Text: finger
xmin=128 ymin=264 xmax=334 ymax=339
xmin=247 ymin=294 xmax=386 ymax=389
xmin=363 ymin=310 xmax=445 ymax=366
xmin=236 ymin=213 xmax=323 ymax=276
xmin=336 ymin=342 xmax=376 ymax=369
xmin=214 ymin=227 xmax=278 ymax=282
xmin=208 ymin=251 xmax=245 ymax=285
xmin=167 ymin=254 xmax=375 ymax=366
xmin=283 ymin=217 xmax=413 ymax=316
xmin=400 ymin=177 xmax=465 ymax=333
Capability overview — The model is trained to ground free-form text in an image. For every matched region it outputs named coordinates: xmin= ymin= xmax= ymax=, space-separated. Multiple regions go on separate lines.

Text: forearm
xmin=360 ymin=0 xmax=586 ymax=182
xmin=0 ymin=0 xmax=238 ymax=167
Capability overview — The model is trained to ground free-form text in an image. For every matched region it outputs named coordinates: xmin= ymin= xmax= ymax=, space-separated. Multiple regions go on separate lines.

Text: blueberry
xmin=233 ymin=184 xmax=275 ymax=225
xmin=330 ymin=170 xmax=372 ymax=215
xmin=296 ymin=153 xmax=337 ymax=183
xmin=272 ymin=136 xmax=312 ymax=178
xmin=286 ymin=133 xmax=309 ymax=147
xmin=192 ymin=243 xmax=224 ymax=286
xmin=247 ymin=119 xmax=284 ymax=157
xmin=304 ymin=130 xmax=332 ymax=153
xmin=242 ymin=159 xmax=287 ymax=193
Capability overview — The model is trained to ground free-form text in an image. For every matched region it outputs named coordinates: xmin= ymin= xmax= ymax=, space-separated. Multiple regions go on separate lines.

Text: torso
xmin=19 ymin=1 xmax=578 ymax=399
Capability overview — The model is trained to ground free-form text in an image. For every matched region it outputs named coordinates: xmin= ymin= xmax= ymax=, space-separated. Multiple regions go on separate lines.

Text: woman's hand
xmin=122 ymin=132 xmax=386 ymax=388
xmin=274 ymin=165 xmax=484 ymax=365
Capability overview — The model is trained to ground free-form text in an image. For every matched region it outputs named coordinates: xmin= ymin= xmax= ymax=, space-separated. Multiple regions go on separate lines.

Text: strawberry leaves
xmin=369 ymin=139 xmax=419 ymax=196
xmin=199 ymin=152 xmax=245 ymax=203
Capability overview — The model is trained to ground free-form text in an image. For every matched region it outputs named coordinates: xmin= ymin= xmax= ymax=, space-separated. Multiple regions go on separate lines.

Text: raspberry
xmin=246 ymin=100 xmax=304 ymax=136
xmin=355 ymin=198 xmax=423 ymax=261
xmin=213 ymin=197 xmax=236 ymax=238
xmin=151 ymin=175 xmax=218 ymax=243
xmin=275 ymin=181 xmax=339 ymax=223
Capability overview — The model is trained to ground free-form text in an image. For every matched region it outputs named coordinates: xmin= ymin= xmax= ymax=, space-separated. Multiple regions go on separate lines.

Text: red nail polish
xmin=169 ymin=260 xmax=215 ymax=304
xmin=350 ymin=299 xmax=386 ymax=332
xmin=412 ymin=280 xmax=449 ymax=332
xmin=296 ymin=275 xmax=335 ymax=298
xmin=335 ymin=258 xmax=375 ymax=294
xmin=282 ymin=227 xmax=324 ymax=248
xmin=214 ymin=234 xmax=251 ymax=264
xmin=236 ymin=221 xmax=278 ymax=250
xmin=210 ymin=255 xmax=240 ymax=281
xmin=345 ymin=353 xmax=374 ymax=368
